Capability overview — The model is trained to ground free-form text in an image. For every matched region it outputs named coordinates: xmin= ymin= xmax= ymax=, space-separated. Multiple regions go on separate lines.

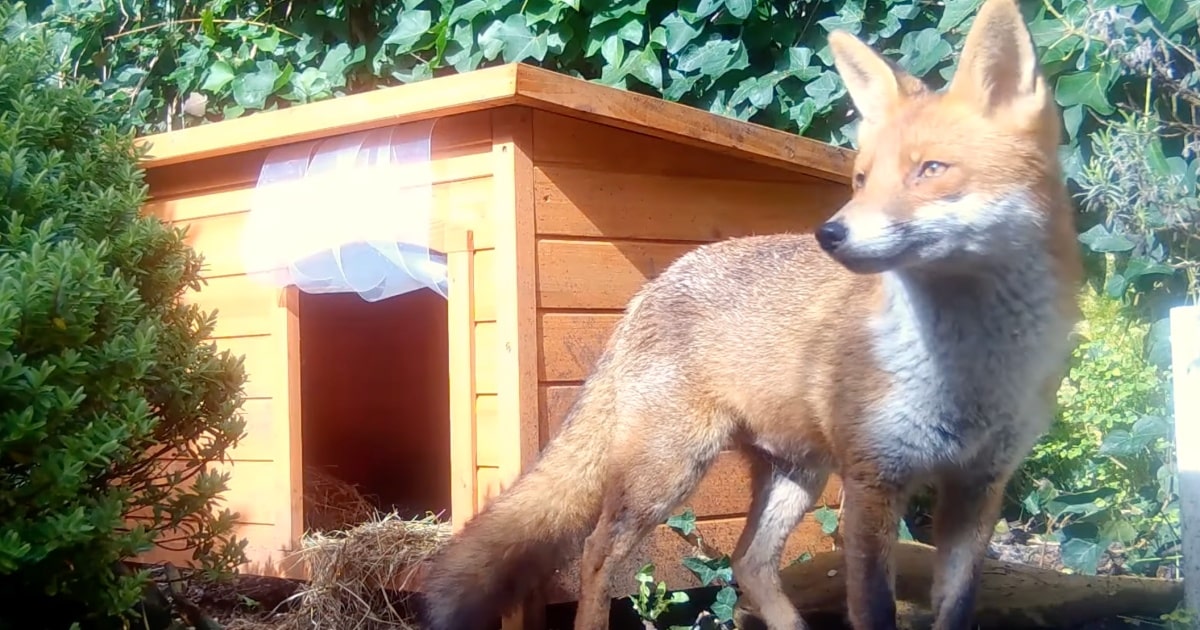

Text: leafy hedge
xmin=0 ymin=6 xmax=248 ymax=627
xmin=15 ymin=0 xmax=1199 ymax=590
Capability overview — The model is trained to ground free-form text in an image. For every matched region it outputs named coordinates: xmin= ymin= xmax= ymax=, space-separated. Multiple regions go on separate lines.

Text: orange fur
xmin=420 ymin=1 xmax=1082 ymax=629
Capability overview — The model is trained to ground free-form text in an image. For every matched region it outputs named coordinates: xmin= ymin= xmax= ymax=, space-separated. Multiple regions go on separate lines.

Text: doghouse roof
xmin=135 ymin=63 xmax=854 ymax=183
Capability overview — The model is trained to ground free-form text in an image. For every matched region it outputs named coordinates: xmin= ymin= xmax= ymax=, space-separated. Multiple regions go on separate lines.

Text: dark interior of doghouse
xmin=298 ymin=286 xmax=451 ymax=529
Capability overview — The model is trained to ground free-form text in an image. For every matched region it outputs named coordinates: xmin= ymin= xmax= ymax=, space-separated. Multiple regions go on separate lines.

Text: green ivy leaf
xmin=818 ymin=0 xmax=866 ymax=35
xmin=383 ymin=10 xmax=433 ymax=50
xmin=724 ymin=0 xmax=753 ymax=20
xmin=898 ymin=28 xmax=951 ymax=77
xmin=1055 ymin=65 xmax=1118 ymax=115
xmin=1145 ymin=0 xmax=1175 ymax=24
xmin=814 ymin=506 xmax=839 ymax=535
xmin=200 ymin=60 xmax=235 ymax=93
xmin=676 ymin=35 xmax=748 ymax=79
xmin=711 ymin=586 xmax=738 ymax=622
xmin=666 ymin=508 xmax=697 ymax=536
xmin=937 ymin=0 xmax=984 ymax=33
xmin=1060 ymin=537 xmax=1104 ymax=575
xmin=662 ymin=11 xmax=703 ymax=54
xmin=804 ymin=71 xmax=844 ymax=111
xmin=679 ymin=0 xmax=724 ymax=24
xmin=479 ymin=14 xmax=550 ymax=63
xmin=1077 ymin=224 xmax=1136 ymax=252
xmin=231 ymin=60 xmax=283 ymax=109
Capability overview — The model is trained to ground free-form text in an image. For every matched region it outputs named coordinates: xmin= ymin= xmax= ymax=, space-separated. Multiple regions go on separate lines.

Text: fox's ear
xmin=947 ymin=0 xmax=1046 ymax=115
xmin=828 ymin=30 xmax=927 ymax=123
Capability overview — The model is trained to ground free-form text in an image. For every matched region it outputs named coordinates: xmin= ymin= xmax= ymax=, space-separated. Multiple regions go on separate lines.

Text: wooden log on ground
xmin=759 ymin=541 xmax=1184 ymax=629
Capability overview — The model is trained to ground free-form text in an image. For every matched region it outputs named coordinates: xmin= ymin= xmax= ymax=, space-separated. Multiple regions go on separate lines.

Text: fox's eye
xmin=918 ymin=161 xmax=949 ymax=178
xmin=853 ymin=172 xmax=866 ymax=189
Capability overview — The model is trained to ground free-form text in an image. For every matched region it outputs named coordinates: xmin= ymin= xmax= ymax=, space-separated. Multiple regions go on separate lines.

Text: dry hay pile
xmin=224 ymin=466 xmax=451 ymax=630
xmin=302 ymin=465 xmax=379 ymax=533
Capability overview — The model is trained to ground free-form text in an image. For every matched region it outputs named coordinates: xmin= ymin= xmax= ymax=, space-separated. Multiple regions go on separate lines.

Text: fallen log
xmin=754 ymin=541 xmax=1184 ymax=629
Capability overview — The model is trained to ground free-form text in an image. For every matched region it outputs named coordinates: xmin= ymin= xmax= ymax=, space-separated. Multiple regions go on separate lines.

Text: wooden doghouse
xmin=135 ymin=62 xmax=854 ymax=605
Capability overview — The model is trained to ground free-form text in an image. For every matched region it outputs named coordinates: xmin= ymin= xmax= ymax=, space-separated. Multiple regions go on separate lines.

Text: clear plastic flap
xmin=240 ymin=119 xmax=447 ymax=302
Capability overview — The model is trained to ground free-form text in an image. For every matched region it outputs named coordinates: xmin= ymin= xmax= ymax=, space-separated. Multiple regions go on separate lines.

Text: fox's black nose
xmin=815 ymin=221 xmax=848 ymax=252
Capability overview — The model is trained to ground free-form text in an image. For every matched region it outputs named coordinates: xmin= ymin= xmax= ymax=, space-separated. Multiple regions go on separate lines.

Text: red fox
xmin=420 ymin=0 xmax=1082 ymax=628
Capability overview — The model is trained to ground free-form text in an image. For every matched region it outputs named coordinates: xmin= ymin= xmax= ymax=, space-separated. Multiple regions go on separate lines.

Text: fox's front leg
xmin=930 ymin=465 xmax=1010 ymax=630
xmin=840 ymin=473 xmax=905 ymax=630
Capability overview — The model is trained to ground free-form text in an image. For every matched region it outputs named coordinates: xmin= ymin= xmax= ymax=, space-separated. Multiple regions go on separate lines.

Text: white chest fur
xmin=864 ymin=260 xmax=1072 ymax=479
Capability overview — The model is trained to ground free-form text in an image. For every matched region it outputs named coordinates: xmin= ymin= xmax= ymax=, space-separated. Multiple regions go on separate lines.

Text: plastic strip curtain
xmin=240 ymin=119 xmax=447 ymax=302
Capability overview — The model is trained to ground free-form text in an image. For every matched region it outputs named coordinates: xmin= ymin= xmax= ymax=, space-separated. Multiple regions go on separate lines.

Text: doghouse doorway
xmin=297 ymin=286 xmax=451 ymax=529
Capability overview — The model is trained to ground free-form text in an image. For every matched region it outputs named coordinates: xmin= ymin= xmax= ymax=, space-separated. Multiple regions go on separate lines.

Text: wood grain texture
xmin=536 ymin=239 xmax=697 ymax=310
xmin=180 ymin=275 xmax=279 ymax=339
xmin=143 ymin=111 xmax=494 ymax=203
xmin=137 ymin=64 xmax=852 ymax=183
xmin=447 ymin=233 xmax=478 ymax=531
xmin=513 ymin=64 xmax=853 ymax=183
xmin=538 ymin=312 xmax=619 ymax=382
xmin=533 ymin=165 xmax=844 ymax=241
xmin=471 ymin=248 xmax=497 ymax=323
xmin=490 ymin=106 xmax=540 ymax=484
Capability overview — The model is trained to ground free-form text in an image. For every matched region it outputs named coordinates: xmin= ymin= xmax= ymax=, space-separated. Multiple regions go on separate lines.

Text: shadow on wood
xmin=761 ymin=541 xmax=1184 ymax=629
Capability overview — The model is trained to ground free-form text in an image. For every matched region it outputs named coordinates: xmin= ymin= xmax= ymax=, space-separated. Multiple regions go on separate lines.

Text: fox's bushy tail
xmin=418 ymin=378 xmax=614 ymax=630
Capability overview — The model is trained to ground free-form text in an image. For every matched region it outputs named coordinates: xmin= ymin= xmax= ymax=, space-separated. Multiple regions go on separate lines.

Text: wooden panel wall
xmin=136 ymin=111 xmax=494 ymax=576
xmin=139 ymin=150 xmax=302 ymax=577
xmin=529 ymin=111 xmax=851 ymax=600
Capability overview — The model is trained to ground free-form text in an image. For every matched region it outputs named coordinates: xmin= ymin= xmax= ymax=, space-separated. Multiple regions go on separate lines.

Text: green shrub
xmin=0 ymin=7 xmax=248 ymax=628
xmin=1013 ymin=285 xmax=1178 ymax=576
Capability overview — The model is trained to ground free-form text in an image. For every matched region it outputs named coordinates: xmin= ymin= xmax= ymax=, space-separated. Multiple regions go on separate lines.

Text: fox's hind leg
xmin=573 ymin=408 xmax=729 ymax=630
xmin=731 ymin=449 xmax=828 ymax=630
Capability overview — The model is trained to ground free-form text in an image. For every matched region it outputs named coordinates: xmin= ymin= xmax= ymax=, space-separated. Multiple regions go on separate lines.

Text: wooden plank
xmin=533 ymin=165 xmax=844 ymax=241
xmin=181 ymin=275 xmax=278 ymax=339
xmin=273 ymin=286 xmax=304 ymax=549
xmin=172 ymin=177 xmax=494 ymax=277
xmin=513 ymin=64 xmax=854 ymax=184
xmin=536 ymin=239 xmax=697 ymax=310
xmin=447 ymin=235 xmax=478 ymax=531
xmin=136 ymin=67 xmax=520 ymax=168
xmin=490 ymin=106 xmax=541 ymax=485
xmin=474 ymin=321 xmax=498 ymax=395
xmin=532 ymin=110 xmax=811 ymax=182
xmin=544 ymin=515 xmax=834 ymax=604
xmin=472 ymin=249 xmax=497 ymax=323
xmin=144 ymin=151 xmax=493 ymax=212
xmin=147 ymin=176 xmax=494 ymax=246
xmin=538 ymin=312 xmax=620 ymax=382
xmin=475 ymin=394 xmax=500 ymax=468
xmin=137 ymin=63 xmax=853 ymax=184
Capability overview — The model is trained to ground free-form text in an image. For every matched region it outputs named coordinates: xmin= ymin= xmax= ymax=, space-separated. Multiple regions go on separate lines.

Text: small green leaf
xmin=1060 ymin=537 xmax=1104 ymax=575
xmin=383 ymin=10 xmax=433 ymax=51
xmin=898 ymin=518 xmax=914 ymax=541
xmin=200 ymin=60 xmax=235 ymax=93
xmin=897 ymin=28 xmax=951 ymax=77
xmin=711 ymin=586 xmax=738 ymax=622
xmin=666 ymin=508 xmax=697 ymax=536
xmin=1145 ymin=0 xmax=1175 ymax=24
xmin=231 ymin=60 xmax=283 ymax=109
xmin=814 ymin=506 xmax=839 ymax=535
xmin=676 ymin=36 xmax=748 ymax=79
xmin=937 ymin=0 xmax=984 ymax=32
xmin=724 ymin=0 xmax=753 ymax=20
xmin=662 ymin=11 xmax=703 ymax=54
xmin=479 ymin=14 xmax=550 ymax=63
xmin=1055 ymin=66 xmax=1117 ymax=115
